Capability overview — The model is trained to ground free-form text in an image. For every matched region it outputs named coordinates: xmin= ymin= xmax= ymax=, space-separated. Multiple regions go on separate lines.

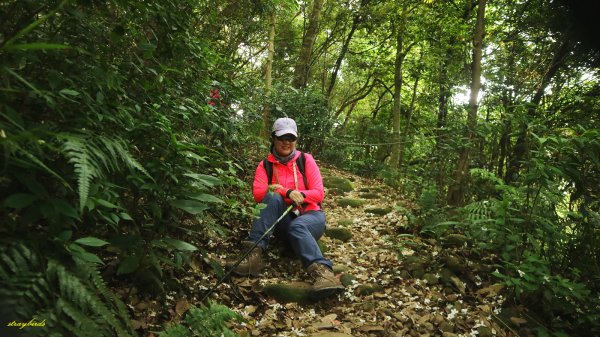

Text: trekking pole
xmin=201 ymin=204 xmax=294 ymax=303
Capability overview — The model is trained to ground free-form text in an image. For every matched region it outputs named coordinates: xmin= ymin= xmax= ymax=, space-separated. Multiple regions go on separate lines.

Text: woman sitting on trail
xmin=226 ymin=117 xmax=344 ymax=297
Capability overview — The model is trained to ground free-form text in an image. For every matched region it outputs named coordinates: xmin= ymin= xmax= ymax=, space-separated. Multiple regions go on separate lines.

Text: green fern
xmin=0 ymin=241 xmax=135 ymax=337
xmin=59 ymin=132 xmax=151 ymax=211
xmin=463 ymin=200 xmax=494 ymax=223
xmin=161 ymin=302 xmax=242 ymax=337
xmin=418 ymin=186 xmax=438 ymax=213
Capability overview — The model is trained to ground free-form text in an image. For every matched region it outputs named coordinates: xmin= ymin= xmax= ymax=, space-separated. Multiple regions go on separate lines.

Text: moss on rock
xmin=323 ymin=176 xmax=354 ymax=192
xmin=337 ymin=218 xmax=353 ymax=227
xmin=337 ymin=198 xmax=364 ymax=208
xmin=340 ymin=273 xmax=357 ymax=287
xmin=354 ymin=284 xmax=384 ymax=296
xmin=360 ymin=193 xmax=380 ymax=199
xmin=443 ymin=234 xmax=468 ymax=248
xmin=365 ymin=207 xmax=392 ymax=215
xmin=325 ymin=227 xmax=353 ymax=242
xmin=327 ymin=187 xmax=347 ymax=196
xmin=263 ymin=282 xmax=313 ymax=303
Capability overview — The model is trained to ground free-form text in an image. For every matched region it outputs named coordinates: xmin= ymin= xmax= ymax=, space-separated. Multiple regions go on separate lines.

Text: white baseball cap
xmin=272 ymin=118 xmax=298 ymax=137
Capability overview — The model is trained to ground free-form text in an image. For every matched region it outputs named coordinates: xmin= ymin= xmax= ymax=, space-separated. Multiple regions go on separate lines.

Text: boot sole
xmin=227 ymin=264 xmax=265 ymax=277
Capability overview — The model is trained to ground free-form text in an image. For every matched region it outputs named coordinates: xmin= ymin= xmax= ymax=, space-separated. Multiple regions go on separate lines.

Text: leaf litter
xmin=128 ymin=165 xmax=513 ymax=337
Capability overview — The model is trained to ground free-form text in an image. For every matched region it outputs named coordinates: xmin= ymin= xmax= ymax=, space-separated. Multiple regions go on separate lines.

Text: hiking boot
xmin=225 ymin=241 xmax=265 ymax=276
xmin=307 ymin=263 xmax=345 ymax=298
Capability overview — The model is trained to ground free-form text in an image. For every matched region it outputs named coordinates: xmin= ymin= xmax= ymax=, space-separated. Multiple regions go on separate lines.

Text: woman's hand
xmin=268 ymin=184 xmax=284 ymax=192
xmin=288 ymin=190 xmax=305 ymax=206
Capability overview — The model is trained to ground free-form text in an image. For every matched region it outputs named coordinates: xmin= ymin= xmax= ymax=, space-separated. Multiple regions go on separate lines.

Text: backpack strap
xmin=296 ymin=152 xmax=309 ymax=189
xmin=263 ymin=159 xmax=273 ymax=185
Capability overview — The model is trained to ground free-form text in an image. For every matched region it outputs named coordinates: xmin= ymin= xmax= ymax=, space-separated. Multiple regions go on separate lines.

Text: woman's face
xmin=273 ymin=134 xmax=297 ymax=157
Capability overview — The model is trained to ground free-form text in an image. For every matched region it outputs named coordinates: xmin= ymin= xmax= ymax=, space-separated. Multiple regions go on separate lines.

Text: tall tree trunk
xmin=398 ymin=51 xmax=423 ymax=169
xmin=327 ymin=0 xmax=368 ymax=98
xmin=447 ymin=0 xmax=487 ymax=206
xmin=293 ymin=0 xmax=324 ymax=89
xmin=496 ymin=41 xmax=515 ymax=177
xmin=389 ymin=20 xmax=405 ymax=169
xmin=497 ymin=118 xmax=511 ymax=177
xmin=436 ymin=2 xmax=476 ymax=191
xmin=262 ymin=11 xmax=276 ymax=139
xmin=435 ymin=59 xmax=451 ymax=190
xmin=504 ymin=35 xmax=572 ymax=183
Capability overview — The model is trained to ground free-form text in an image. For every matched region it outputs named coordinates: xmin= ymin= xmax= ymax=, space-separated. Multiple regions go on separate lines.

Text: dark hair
xmin=269 ymin=132 xmax=275 ymax=154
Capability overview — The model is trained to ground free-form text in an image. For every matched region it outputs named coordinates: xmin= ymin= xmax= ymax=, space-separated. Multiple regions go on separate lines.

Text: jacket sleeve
xmin=298 ymin=153 xmax=324 ymax=204
xmin=253 ymin=161 xmax=269 ymax=203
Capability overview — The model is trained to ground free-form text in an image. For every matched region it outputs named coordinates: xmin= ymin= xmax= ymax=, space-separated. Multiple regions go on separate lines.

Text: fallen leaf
xmin=175 ymin=298 xmax=191 ymax=316
xmin=245 ymin=305 xmax=257 ymax=314
xmin=510 ymin=316 xmax=527 ymax=326
xmin=450 ymin=276 xmax=466 ymax=294
xmin=476 ymin=283 xmax=504 ymax=298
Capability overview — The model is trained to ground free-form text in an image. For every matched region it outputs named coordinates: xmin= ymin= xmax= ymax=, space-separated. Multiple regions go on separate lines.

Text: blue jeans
xmin=248 ymin=192 xmax=332 ymax=269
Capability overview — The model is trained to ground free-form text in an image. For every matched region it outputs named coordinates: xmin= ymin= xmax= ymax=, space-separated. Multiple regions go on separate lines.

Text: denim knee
xmin=262 ymin=191 xmax=285 ymax=206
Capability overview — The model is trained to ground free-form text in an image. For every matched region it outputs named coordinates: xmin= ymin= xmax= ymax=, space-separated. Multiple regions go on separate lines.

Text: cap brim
xmin=274 ymin=129 xmax=298 ymax=137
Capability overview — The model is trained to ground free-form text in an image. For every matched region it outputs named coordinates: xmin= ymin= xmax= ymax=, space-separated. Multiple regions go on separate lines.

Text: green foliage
xmin=161 ymin=303 xmax=242 ymax=337
xmin=0 ymin=242 xmax=134 ymax=337
xmin=492 ymin=252 xmax=600 ymax=333
xmin=59 ymin=132 xmax=151 ymax=212
xmin=268 ymin=84 xmax=335 ymax=152
xmin=0 ymin=2 xmax=254 ymax=335
xmin=460 ymin=168 xmax=600 ymax=334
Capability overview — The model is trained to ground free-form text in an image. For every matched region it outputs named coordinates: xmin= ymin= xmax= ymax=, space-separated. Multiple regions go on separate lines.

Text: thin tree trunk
xmin=398 ymin=52 xmax=423 ymax=168
xmin=262 ymin=12 xmax=276 ymax=139
xmin=338 ymin=101 xmax=358 ymax=133
xmin=293 ymin=0 xmax=324 ymax=89
xmin=447 ymin=0 xmax=486 ymax=206
xmin=327 ymin=2 xmax=364 ymax=99
xmin=435 ymin=60 xmax=451 ymax=189
xmin=371 ymin=90 xmax=387 ymax=120
xmin=389 ymin=20 xmax=405 ymax=169
xmin=497 ymin=118 xmax=511 ymax=177
xmin=334 ymin=74 xmax=375 ymax=118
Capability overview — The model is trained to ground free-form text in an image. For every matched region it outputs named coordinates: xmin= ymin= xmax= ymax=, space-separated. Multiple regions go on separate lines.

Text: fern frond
xmin=58 ymin=298 xmax=103 ymax=336
xmin=463 ymin=200 xmax=494 ymax=222
xmin=96 ymin=135 xmax=152 ymax=179
xmin=49 ymin=259 xmax=130 ymax=337
xmin=60 ymin=133 xmax=103 ymax=211
xmin=60 ymin=132 xmax=153 ymax=211
xmin=78 ymin=260 xmax=135 ymax=336
xmin=1 ymin=242 xmax=134 ymax=337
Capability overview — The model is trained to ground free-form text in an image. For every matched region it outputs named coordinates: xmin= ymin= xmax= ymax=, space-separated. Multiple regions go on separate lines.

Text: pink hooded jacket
xmin=253 ymin=151 xmax=324 ymax=213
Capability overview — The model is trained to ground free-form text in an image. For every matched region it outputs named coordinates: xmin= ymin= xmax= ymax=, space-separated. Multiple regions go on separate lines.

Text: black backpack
xmin=263 ymin=152 xmax=308 ymax=188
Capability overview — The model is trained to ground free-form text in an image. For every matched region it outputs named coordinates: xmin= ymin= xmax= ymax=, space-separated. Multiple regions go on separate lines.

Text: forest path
xmin=202 ymin=165 xmax=511 ymax=337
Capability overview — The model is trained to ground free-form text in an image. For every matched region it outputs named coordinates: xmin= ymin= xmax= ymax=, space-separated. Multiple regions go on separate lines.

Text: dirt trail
xmin=199 ymin=166 xmax=510 ymax=337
